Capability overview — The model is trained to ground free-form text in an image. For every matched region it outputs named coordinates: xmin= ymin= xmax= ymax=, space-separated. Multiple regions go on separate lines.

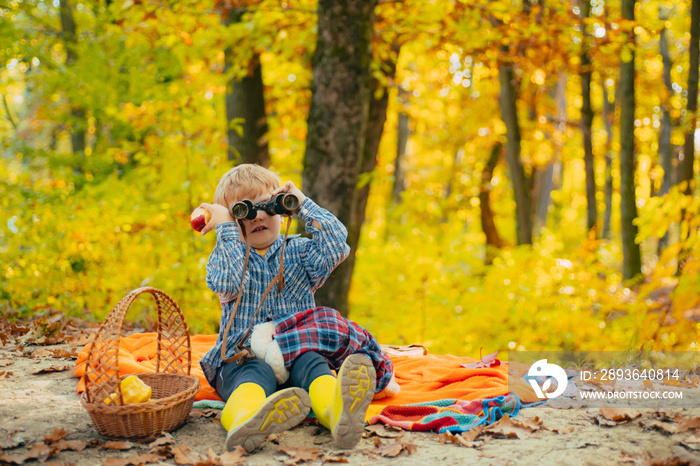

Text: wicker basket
xmin=80 ymin=287 xmax=200 ymax=440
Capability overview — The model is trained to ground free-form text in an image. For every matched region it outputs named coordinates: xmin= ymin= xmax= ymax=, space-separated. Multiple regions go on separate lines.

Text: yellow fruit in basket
xmin=104 ymin=375 xmax=152 ymax=404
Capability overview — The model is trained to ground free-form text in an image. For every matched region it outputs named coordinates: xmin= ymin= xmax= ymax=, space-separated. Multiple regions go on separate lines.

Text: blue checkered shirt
xmin=199 ymin=197 xmax=351 ymax=387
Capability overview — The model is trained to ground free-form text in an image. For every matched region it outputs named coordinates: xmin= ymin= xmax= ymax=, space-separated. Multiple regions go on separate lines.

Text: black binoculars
xmin=229 ymin=193 xmax=300 ymax=220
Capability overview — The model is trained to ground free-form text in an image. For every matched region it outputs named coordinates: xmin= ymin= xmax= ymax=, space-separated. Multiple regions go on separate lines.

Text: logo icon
xmin=527 ymin=359 xmax=568 ymax=399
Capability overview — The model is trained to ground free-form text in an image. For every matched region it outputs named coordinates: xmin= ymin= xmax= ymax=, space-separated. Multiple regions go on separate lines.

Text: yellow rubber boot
xmin=308 ymin=354 xmax=376 ymax=448
xmin=222 ymin=383 xmax=311 ymax=453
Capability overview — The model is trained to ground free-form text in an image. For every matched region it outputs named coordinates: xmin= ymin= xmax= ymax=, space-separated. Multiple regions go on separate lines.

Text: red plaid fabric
xmin=272 ymin=307 xmax=393 ymax=393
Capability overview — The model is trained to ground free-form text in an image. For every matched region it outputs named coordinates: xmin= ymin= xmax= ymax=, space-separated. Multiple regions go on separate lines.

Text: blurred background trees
xmin=1 ymin=0 xmax=698 ymax=355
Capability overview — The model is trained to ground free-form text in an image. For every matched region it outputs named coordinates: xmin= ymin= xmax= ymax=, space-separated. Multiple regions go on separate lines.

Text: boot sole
xmin=332 ymin=354 xmax=377 ymax=449
xmin=225 ymin=387 xmax=311 ymax=453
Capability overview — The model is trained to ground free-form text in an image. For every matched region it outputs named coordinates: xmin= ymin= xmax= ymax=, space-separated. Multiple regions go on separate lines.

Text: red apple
xmin=190 ymin=207 xmax=212 ymax=232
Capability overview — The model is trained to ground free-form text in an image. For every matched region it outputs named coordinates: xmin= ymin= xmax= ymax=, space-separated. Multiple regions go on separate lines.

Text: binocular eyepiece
xmin=229 ymin=193 xmax=300 ymax=220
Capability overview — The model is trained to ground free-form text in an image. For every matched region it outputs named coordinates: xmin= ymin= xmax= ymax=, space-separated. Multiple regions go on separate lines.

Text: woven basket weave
xmin=80 ymin=287 xmax=200 ymax=440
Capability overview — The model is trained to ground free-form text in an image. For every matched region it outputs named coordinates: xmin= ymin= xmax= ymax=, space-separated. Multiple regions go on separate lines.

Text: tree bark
xmin=658 ymin=23 xmax=674 ymax=251
xmin=392 ymin=86 xmax=410 ymax=204
xmin=335 ymin=46 xmax=399 ymax=318
xmin=302 ymin=0 xmax=377 ymax=316
xmin=59 ymin=0 xmax=86 ymax=160
xmin=680 ymin=0 xmax=699 ymax=197
xmin=499 ymin=60 xmax=532 ymax=245
xmin=224 ymin=12 xmax=269 ymax=167
xmin=619 ymin=0 xmax=642 ymax=280
xmin=602 ymin=85 xmax=615 ymax=240
xmin=580 ymin=0 xmax=597 ymax=234
xmin=480 ymin=143 xmax=505 ymax=263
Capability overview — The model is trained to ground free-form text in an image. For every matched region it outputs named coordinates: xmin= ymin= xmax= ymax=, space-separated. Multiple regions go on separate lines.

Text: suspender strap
xmin=220 ymin=217 xmax=293 ymax=364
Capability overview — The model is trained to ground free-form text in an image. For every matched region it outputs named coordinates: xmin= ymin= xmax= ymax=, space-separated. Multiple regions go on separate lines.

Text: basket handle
xmin=83 ymin=287 xmax=193 ymax=404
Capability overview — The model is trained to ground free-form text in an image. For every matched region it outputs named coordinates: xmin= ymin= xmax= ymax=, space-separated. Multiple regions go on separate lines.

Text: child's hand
xmin=272 ymin=181 xmax=307 ymax=213
xmin=198 ymin=203 xmax=234 ymax=236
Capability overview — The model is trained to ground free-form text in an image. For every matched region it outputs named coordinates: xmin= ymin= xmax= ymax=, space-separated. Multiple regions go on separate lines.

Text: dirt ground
xmin=1 ymin=343 xmax=699 ymax=466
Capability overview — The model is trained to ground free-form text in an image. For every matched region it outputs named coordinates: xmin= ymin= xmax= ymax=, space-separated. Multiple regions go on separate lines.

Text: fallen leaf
xmin=172 ymin=444 xmax=199 ymax=465
xmin=364 ymin=437 xmax=417 ymax=458
xmin=370 ymin=438 xmax=403 ymax=458
xmin=219 ymin=446 xmax=247 ymax=465
xmin=619 ymin=450 xmax=651 ymax=464
xmin=0 ymin=442 xmax=52 ymax=464
xmin=44 ymin=428 xmax=69 ymax=444
xmin=103 ymin=441 xmax=133 ymax=450
xmin=17 ymin=318 xmax=65 ymax=346
xmin=32 ymin=364 xmax=72 ymax=375
xmin=148 ymin=432 xmax=176 ymax=456
xmin=364 ymin=424 xmax=404 ymax=438
xmin=552 ymin=426 xmax=575 ymax=434
xmin=461 ymin=425 xmax=485 ymax=442
xmin=50 ymin=439 xmax=87 ymax=453
xmin=31 ymin=348 xmax=54 ymax=358
xmin=437 ymin=432 xmax=477 ymax=447
xmin=598 ymin=408 xmax=641 ymax=423
xmin=484 ymin=414 xmax=540 ymax=439
xmin=644 ymin=416 xmax=700 ymax=434
xmin=324 ymin=456 xmax=349 ymax=463
xmin=0 ymin=359 xmax=14 ymax=367
xmin=277 ymin=444 xmax=321 ymax=464
xmin=0 ymin=371 xmax=14 ymax=379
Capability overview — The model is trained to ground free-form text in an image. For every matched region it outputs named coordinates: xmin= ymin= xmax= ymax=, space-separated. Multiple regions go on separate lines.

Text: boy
xmin=198 ymin=164 xmax=395 ymax=453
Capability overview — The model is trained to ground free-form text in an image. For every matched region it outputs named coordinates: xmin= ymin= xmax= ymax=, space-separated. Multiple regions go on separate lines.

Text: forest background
xmin=1 ymin=0 xmax=699 ymax=358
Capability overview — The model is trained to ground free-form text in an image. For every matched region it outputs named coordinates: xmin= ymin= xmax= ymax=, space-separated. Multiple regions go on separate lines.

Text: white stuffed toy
xmin=250 ymin=322 xmax=400 ymax=399
xmin=250 ymin=322 xmax=289 ymax=384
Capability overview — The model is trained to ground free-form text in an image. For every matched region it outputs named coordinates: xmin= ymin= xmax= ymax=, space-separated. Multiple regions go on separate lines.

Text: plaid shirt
xmin=272 ymin=307 xmax=394 ymax=393
xmin=200 ymin=197 xmax=351 ymax=386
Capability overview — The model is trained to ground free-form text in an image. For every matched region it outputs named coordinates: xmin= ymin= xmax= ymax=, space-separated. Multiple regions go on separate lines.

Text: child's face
xmin=236 ymin=191 xmax=282 ymax=250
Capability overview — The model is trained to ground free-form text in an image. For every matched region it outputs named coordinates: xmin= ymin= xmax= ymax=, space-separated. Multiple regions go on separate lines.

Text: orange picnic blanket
xmin=74 ymin=333 xmax=539 ymax=410
xmin=75 ymin=333 xmax=222 ymax=402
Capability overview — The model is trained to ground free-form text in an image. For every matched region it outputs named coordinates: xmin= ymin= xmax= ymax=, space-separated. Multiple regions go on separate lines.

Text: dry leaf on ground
xmin=103 ymin=441 xmax=133 ymax=451
xmin=147 ymin=432 xmax=176 ymax=457
xmin=32 ymin=364 xmax=72 ymax=375
xmin=102 ymin=452 xmax=162 ymax=466
xmin=363 ymin=437 xmax=417 ymax=458
xmin=364 ymin=424 xmax=405 ymax=438
xmin=598 ymin=408 xmax=641 ymax=424
xmin=44 ymin=428 xmax=69 ymax=444
xmin=219 ymin=446 xmax=247 ymax=465
xmin=642 ymin=415 xmax=700 ymax=434
xmin=277 ymin=444 xmax=322 ymax=464
xmin=437 ymin=431 xmax=479 ymax=447
xmin=484 ymin=414 xmax=541 ymax=439
xmin=0 ymin=442 xmax=52 ymax=464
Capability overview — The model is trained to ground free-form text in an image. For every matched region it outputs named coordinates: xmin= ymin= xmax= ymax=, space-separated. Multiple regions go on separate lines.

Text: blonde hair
xmin=213 ymin=164 xmax=281 ymax=207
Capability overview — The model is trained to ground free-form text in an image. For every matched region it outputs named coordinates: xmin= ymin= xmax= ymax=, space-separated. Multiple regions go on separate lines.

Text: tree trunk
xmin=580 ymin=0 xmax=597 ymax=234
xmin=302 ymin=0 xmax=377 ymax=317
xmin=480 ymin=143 xmax=505 ymax=263
xmin=224 ymin=12 xmax=269 ymax=167
xmin=658 ymin=23 xmax=674 ymax=251
xmin=499 ymin=60 xmax=532 ymax=245
xmin=392 ymin=86 xmax=410 ymax=204
xmin=680 ymin=0 xmax=699 ymax=197
xmin=619 ymin=0 xmax=642 ymax=281
xmin=335 ymin=46 xmax=399 ymax=318
xmin=602 ymin=85 xmax=615 ymax=240
xmin=59 ymin=0 xmax=86 ymax=162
